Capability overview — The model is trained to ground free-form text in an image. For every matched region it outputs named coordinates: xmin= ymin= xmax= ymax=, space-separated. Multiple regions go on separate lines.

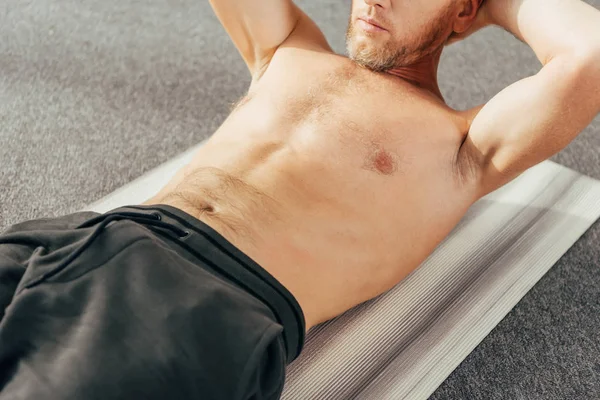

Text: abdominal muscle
xmin=143 ymin=136 xmax=473 ymax=331
xmin=142 ymin=80 xmax=476 ymax=331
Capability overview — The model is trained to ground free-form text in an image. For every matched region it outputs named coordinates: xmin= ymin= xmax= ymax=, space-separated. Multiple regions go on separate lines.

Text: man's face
xmin=346 ymin=0 xmax=457 ymax=72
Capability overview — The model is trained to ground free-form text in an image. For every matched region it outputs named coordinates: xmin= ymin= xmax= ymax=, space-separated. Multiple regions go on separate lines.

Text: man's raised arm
xmin=208 ymin=0 xmax=329 ymax=83
xmin=458 ymin=0 xmax=600 ymax=197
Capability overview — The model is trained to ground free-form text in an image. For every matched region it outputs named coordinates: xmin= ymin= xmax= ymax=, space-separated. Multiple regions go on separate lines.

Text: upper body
xmin=143 ymin=0 xmax=600 ymax=331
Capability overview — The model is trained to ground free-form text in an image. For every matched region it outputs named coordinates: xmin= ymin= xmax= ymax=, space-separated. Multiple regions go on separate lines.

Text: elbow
xmin=571 ymin=47 xmax=600 ymax=113
xmin=587 ymin=48 xmax=600 ymax=114
xmin=571 ymin=45 xmax=600 ymax=72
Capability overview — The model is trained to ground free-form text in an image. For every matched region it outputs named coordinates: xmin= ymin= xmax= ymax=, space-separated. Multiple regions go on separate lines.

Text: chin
xmin=346 ymin=39 xmax=400 ymax=72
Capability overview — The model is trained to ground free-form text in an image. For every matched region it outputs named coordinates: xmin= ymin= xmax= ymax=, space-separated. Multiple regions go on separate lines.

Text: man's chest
xmin=239 ymin=66 xmax=467 ymax=181
xmin=212 ymin=87 xmax=472 ymax=236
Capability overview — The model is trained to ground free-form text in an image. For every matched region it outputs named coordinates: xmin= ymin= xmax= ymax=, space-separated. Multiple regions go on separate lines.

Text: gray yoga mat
xmin=83 ymin=147 xmax=600 ymax=399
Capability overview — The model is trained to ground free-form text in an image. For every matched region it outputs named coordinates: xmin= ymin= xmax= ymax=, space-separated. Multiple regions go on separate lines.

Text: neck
xmin=385 ymin=47 xmax=444 ymax=102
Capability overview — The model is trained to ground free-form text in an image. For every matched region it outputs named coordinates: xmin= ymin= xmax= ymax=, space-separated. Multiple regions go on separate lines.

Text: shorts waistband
xmin=101 ymin=204 xmax=305 ymax=363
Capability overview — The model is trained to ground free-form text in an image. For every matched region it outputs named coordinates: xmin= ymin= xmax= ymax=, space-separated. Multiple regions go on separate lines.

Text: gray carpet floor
xmin=1 ymin=0 xmax=599 ymax=398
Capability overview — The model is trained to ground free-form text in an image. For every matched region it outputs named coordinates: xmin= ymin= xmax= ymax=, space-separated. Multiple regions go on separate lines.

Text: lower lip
xmin=357 ymin=19 xmax=387 ymax=33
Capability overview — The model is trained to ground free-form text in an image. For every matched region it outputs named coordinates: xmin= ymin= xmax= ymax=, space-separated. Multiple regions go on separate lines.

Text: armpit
xmin=453 ymin=134 xmax=485 ymax=193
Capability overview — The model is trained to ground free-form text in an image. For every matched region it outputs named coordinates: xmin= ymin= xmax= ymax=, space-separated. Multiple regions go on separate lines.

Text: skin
xmin=143 ymin=0 xmax=600 ymax=331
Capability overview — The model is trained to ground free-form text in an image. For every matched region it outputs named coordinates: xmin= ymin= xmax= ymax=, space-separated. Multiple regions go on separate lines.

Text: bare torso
xmin=143 ymin=49 xmax=481 ymax=329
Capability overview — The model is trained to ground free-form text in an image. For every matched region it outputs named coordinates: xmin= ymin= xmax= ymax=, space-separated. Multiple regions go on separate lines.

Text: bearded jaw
xmin=347 ymin=36 xmax=408 ymax=71
xmin=346 ymin=29 xmax=436 ymax=72
xmin=345 ymin=5 xmax=455 ymax=72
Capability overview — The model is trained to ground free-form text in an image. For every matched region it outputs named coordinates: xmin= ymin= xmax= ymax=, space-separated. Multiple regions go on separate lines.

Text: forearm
xmin=489 ymin=0 xmax=600 ymax=65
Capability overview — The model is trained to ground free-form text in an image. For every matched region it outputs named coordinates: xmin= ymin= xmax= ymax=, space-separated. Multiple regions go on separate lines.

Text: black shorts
xmin=0 ymin=204 xmax=305 ymax=400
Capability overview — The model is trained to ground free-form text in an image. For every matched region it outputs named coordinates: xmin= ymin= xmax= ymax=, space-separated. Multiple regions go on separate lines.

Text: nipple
xmin=374 ymin=150 xmax=396 ymax=175
xmin=364 ymin=148 xmax=397 ymax=175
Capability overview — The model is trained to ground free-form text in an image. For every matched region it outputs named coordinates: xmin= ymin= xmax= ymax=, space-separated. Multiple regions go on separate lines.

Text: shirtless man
xmin=1 ymin=0 xmax=598 ymax=399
